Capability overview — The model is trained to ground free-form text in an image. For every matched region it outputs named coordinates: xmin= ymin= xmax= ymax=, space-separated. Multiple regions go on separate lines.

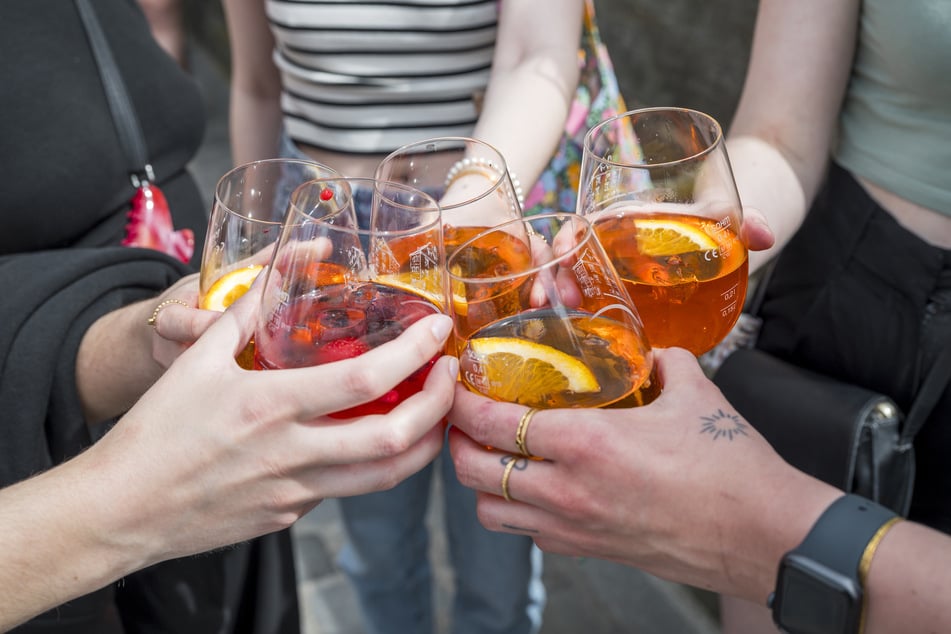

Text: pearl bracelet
xmin=444 ymin=156 xmax=525 ymax=209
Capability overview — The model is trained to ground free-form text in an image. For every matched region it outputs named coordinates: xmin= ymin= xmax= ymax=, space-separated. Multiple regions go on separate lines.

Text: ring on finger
xmin=500 ymin=457 xmax=518 ymax=502
xmin=515 ymin=408 xmax=539 ymax=458
xmin=147 ymin=298 xmax=191 ymax=328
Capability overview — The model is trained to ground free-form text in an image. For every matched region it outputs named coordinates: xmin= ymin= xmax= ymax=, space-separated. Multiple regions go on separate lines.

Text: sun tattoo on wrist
xmin=700 ymin=409 xmax=748 ymax=440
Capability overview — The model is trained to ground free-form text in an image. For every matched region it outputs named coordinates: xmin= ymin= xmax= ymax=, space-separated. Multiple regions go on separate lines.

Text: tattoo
xmin=700 ymin=409 xmax=749 ymax=441
xmin=500 ymin=454 xmax=529 ymax=471
xmin=501 ymin=523 xmax=540 ymax=534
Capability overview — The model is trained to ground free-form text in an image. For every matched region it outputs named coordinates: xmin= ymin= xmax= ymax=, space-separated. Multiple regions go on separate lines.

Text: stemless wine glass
xmin=255 ymin=177 xmax=446 ymax=419
xmin=375 ymin=136 xmax=524 ymax=254
xmin=200 ymin=158 xmax=338 ymax=366
xmin=577 ymin=107 xmax=749 ymax=356
xmin=447 ymin=212 xmax=660 ymax=410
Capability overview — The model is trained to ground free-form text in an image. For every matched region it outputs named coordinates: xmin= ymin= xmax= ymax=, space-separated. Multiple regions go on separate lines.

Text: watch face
xmin=774 ymin=554 xmax=861 ymax=633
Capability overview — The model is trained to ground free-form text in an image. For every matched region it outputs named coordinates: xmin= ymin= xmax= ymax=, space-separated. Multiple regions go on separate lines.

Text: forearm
xmin=724 ymin=135 xmax=809 ymax=273
xmin=471 ymin=0 xmax=582 ymax=192
xmin=863 ymin=521 xmax=951 ymax=633
xmin=75 ymin=299 xmax=163 ymax=424
xmin=223 ymin=0 xmax=284 ymax=166
xmin=0 ymin=455 xmax=147 ymax=630
xmin=229 ymin=89 xmax=284 ymax=166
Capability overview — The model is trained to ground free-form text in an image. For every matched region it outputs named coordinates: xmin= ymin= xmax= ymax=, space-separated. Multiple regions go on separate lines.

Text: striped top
xmin=267 ymin=0 xmax=499 ymax=154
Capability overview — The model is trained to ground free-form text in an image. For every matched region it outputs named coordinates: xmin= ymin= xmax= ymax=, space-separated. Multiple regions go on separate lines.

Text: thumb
xmin=191 ymin=268 xmax=267 ymax=361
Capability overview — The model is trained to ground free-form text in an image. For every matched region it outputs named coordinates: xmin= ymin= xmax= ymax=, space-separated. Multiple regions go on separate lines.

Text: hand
xmin=741 ymin=205 xmax=775 ymax=253
xmin=86 ymin=281 xmax=457 ymax=562
xmin=147 ymin=272 xmax=221 ymax=368
xmin=447 ymin=347 xmax=838 ymax=601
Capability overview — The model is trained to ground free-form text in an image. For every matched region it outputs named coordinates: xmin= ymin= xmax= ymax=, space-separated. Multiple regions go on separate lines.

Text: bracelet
xmin=858 ymin=515 xmax=902 ymax=631
xmin=444 ymin=156 xmax=525 ymax=209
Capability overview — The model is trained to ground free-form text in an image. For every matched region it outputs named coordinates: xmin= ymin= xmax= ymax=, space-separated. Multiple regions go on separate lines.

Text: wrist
xmin=770 ymin=493 xmax=902 ymax=634
xmin=444 ymin=156 xmax=525 ymax=209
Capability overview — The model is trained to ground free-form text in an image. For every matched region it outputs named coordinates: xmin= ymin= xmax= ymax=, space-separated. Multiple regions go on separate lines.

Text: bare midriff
xmin=295 ymin=142 xmax=390 ymax=179
xmin=857 ymin=176 xmax=951 ymax=249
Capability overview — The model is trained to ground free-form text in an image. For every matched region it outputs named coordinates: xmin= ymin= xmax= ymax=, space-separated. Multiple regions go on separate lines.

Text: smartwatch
xmin=769 ymin=494 xmax=900 ymax=634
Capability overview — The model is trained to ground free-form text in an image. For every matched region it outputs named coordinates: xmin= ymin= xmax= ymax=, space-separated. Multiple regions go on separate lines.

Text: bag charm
xmin=122 ymin=166 xmax=195 ymax=263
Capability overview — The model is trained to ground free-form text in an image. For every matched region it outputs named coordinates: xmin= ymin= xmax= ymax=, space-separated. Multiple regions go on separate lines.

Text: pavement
xmin=187 ymin=42 xmax=722 ymax=634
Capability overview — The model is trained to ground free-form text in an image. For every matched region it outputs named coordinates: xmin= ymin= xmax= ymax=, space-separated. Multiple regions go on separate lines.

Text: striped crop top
xmin=266 ymin=0 xmax=499 ymax=155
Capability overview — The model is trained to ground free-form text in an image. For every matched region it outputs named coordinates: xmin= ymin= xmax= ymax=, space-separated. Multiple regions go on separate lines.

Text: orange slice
xmin=467 ymin=337 xmax=600 ymax=405
xmin=200 ymin=265 xmax=264 ymax=311
xmin=377 ymin=268 xmax=447 ymax=309
xmin=635 ymin=217 xmax=718 ymax=256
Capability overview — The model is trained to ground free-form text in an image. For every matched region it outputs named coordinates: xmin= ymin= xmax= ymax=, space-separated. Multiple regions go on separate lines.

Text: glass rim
xmin=583 ymin=106 xmax=725 ymax=169
xmin=377 ymin=135 xmax=513 ymax=210
xmin=214 ymin=157 xmax=339 ymax=225
xmin=287 ymin=176 xmax=443 ymax=238
xmin=446 ymin=212 xmax=595 ymax=285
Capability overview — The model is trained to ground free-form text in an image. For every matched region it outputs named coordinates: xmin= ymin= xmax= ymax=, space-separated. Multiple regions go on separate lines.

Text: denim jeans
xmin=337 ymin=442 xmax=545 ymax=634
xmin=280 ymin=131 xmax=546 ymax=633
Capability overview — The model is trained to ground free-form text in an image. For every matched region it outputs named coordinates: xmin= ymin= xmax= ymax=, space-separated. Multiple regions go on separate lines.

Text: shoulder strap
xmin=74 ymin=0 xmax=153 ymax=185
xmin=901 ymin=345 xmax=951 ymax=446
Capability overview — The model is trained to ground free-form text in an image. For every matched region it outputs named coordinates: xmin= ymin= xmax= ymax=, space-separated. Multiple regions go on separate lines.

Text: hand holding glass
xmin=255 ymin=177 xmax=446 ymax=418
xmin=577 ymin=107 xmax=749 ymax=356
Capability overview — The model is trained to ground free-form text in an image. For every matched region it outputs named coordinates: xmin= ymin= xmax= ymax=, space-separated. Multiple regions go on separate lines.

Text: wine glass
xmin=254 ymin=177 xmax=446 ymax=419
xmin=374 ymin=136 xmax=524 ymax=254
xmin=577 ymin=107 xmax=749 ymax=356
xmin=447 ymin=212 xmax=659 ymax=409
xmin=200 ymin=158 xmax=338 ymax=366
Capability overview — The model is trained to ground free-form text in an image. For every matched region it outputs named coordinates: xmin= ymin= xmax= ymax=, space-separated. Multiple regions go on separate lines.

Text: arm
xmin=0 ymin=284 xmax=456 ymax=630
xmin=471 ymin=0 xmax=584 ymax=191
xmin=74 ymin=273 xmax=218 ymax=423
xmin=446 ymin=348 xmax=951 ymax=633
xmin=726 ymin=0 xmax=860 ymax=272
xmin=222 ymin=0 xmax=284 ymax=165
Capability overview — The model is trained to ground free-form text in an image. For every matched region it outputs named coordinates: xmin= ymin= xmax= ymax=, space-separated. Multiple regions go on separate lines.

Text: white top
xmin=267 ymin=0 xmax=499 ymax=154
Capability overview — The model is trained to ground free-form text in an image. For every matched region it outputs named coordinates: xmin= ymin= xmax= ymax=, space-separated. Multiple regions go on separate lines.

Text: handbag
xmin=522 ymin=0 xmax=634 ymax=218
xmin=710 ymin=262 xmax=951 ymax=515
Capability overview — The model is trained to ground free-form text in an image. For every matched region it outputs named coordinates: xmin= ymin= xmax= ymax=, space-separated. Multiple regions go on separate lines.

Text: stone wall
xmin=595 ymin=0 xmax=758 ymax=129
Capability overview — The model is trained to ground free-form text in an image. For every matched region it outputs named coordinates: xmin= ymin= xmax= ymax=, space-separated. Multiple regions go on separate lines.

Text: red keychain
xmin=122 ymin=166 xmax=195 ymax=264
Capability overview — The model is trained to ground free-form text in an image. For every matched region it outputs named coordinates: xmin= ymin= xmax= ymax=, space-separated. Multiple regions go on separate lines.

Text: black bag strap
xmin=75 ymin=0 xmax=154 ymax=186
xmin=901 ymin=346 xmax=951 ymax=446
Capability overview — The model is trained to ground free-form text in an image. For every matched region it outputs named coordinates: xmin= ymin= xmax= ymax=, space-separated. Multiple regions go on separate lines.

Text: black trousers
xmin=757 ymin=161 xmax=951 ymax=533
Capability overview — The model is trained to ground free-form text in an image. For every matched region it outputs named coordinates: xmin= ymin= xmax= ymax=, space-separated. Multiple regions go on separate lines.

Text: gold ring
xmin=515 ymin=408 xmax=539 ymax=458
xmin=147 ymin=298 xmax=191 ymax=328
xmin=501 ymin=457 xmax=518 ymax=502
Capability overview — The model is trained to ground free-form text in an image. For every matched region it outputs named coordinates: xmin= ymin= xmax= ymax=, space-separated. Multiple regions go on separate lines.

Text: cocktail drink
xmin=448 ymin=212 xmax=660 ymax=410
xmin=577 ymin=108 xmax=749 ymax=356
xmin=255 ymin=177 xmax=445 ymax=418
xmin=200 ymin=158 xmax=338 ymax=367
xmin=375 ymin=136 xmax=524 ymax=255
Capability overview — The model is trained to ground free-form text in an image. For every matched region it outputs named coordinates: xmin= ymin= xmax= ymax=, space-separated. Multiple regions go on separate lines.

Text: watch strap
xmin=795 ymin=494 xmax=898 ymax=580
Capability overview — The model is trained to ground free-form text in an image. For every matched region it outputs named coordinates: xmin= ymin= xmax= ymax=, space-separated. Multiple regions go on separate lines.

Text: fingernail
xmin=430 ymin=314 xmax=453 ymax=341
xmin=446 ymin=355 xmax=459 ymax=379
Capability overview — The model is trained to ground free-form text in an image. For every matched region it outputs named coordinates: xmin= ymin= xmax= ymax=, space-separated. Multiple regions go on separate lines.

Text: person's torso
xmin=834 ymin=0 xmax=951 ymax=227
xmin=0 ymin=0 xmax=207 ymax=260
xmin=267 ymin=0 xmax=498 ymax=155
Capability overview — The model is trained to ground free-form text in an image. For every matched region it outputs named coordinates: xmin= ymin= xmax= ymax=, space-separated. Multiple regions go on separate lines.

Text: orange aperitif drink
xmin=458 ymin=308 xmax=660 ymax=409
xmin=448 ymin=213 xmax=660 ymax=411
xmin=592 ymin=210 xmax=748 ymax=356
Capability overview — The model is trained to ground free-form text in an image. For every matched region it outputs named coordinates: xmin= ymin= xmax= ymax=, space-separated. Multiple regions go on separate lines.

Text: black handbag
xmin=709 ymin=263 xmax=951 ymax=516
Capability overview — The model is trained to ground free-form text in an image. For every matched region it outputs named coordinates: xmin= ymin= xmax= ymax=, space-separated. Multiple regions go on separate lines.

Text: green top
xmin=834 ymin=0 xmax=951 ymax=216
